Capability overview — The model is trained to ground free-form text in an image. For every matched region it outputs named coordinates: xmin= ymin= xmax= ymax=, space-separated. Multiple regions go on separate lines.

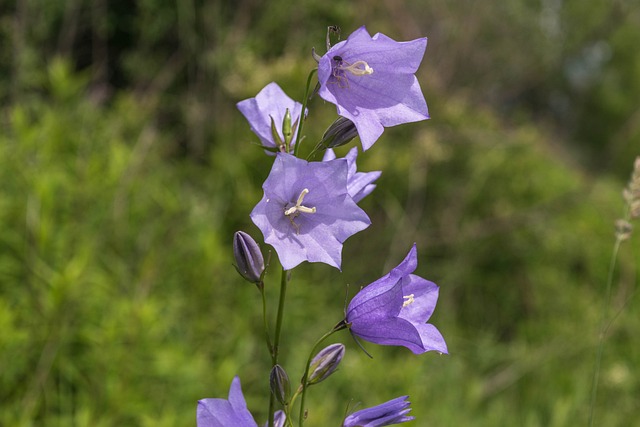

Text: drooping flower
xmin=343 ymin=396 xmax=414 ymax=427
xmin=323 ymin=147 xmax=381 ymax=203
xmin=197 ymin=376 xmax=285 ymax=427
xmin=237 ymin=82 xmax=304 ymax=153
xmin=317 ymin=26 xmax=430 ymax=151
xmin=251 ymin=153 xmax=370 ymax=270
xmin=344 ymin=244 xmax=447 ymax=354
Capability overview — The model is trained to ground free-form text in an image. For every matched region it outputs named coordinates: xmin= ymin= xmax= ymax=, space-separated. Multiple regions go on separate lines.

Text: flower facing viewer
xmin=343 ymin=396 xmax=414 ymax=427
xmin=344 ymin=244 xmax=447 ymax=354
xmin=323 ymin=147 xmax=381 ymax=203
xmin=251 ymin=153 xmax=370 ymax=270
xmin=197 ymin=376 xmax=286 ymax=427
xmin=237 ymin=82 xmax=304 ymax=153
xmin=318 ymin=26 xmax=430 ymax=151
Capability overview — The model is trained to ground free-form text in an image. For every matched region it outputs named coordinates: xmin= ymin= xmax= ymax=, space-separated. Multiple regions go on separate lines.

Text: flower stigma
xmin=402 ymin=294 xmax=415 ymax=308
xmin=284 ymin=188 xmax=316 ymax=234
xmin=331 ymin=56 xmax=374 ymax=88
xmin=339 ymin=60 xmax=373 ymax=76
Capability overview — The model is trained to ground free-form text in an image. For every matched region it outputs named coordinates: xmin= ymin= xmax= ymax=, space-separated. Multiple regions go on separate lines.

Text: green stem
xmin=293 ymin=69 xmax=318 ymax=158
xmin=268 ymin=268 xmax=290 ymax=427
xmin=260 ymin=284 xmax=273 ymax=358
xmin=588 ymin=236 xmax=622 ymax=427
xmin=297 ymin=327 xmax=340 ymax=427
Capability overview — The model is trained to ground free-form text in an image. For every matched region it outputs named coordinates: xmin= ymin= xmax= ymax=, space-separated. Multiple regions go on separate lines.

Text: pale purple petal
xmin=322 ymin=147 xmax=380 ymax=203
xmin=197 ymin=377 xmax=258 ymax=427
xmin=251 ymin=153 xmax=370 ymax=270
xmin=412 ymin=323 xmax=448 ymax=354
xmin=262 ymin=411 xmax=287 ymax=427
xmin=399 ymin=275 xmax=439 ymax=323
xmin=318 ymin=26 xmax=429 ymax=150
xmin=237 ymin=82 xmax=303 ymax=152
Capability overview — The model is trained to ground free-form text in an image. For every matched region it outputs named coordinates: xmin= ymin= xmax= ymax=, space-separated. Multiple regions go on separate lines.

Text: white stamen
xmin=402 ymin=294 xmax=415 ymax=308
xmin=284 ymin=188 xmax=317 ymax=217
xmin=338 ymin=60 xmax=374 ymax=76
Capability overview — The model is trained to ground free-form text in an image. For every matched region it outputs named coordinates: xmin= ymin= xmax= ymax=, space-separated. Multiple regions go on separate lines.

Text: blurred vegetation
xmin=1 ymin=0 xmax=639 ymax=426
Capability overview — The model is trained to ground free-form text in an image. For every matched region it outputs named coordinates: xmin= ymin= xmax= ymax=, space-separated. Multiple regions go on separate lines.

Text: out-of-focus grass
xmin=1 ymin=55 xmax=638 ymax=426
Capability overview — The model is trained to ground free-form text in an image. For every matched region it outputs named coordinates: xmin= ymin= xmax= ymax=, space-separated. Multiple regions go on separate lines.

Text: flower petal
xmin=351 ymin=316 xmax=427 ymax=354
xmin=412 ymin=323 xmax=449 ymax=354
xmin=197 ymin=377 xmax=258 ymax=427
xmin=399 ymin=275 xmax=439 ymax=323
xmin=237 ymin=82 xmax=303 ymax=151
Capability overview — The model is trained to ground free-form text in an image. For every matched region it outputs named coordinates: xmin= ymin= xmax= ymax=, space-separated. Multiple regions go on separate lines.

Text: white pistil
xmin=402 ymin=294 xmax=415 ymax=308
xmin=284 ymin=188 xmax=316 ymax=217
xmin=338 ymin=60 xmax=374 ymax=76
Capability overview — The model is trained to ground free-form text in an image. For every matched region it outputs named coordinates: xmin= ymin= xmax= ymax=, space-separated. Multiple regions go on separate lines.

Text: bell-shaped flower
xmin=197 ymin=376 xmax=285 ymax=427
xmin=345 ymin=244 xmax=447 ymax=354
xmin=342 ymin=396 xmax=414 ymax=427
xmin=323 ymin=147 xmax=381 ymax=203
xmin=317 ymin=26 xmax=430 ymax=151
xmin=251 ymin=153 xmax=370 ymax=270
xmin=237 ymin=82 xmax=304 ymax=153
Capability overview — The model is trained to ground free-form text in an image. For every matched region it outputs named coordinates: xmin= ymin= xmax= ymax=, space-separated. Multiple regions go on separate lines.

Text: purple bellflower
xmin=345 ymin=244 xmax=447 ymax=354
xmin=237 ymin=82 xmax=304 ymax=153
xmin=251 ymin=153 xmax=370 ymax=270
xmin=323 ymin=147 xmax=381 ymax=203
xmin=343 ymin=396 xmax=414 ymax=427
xmin=318 ymin=26 xmax=430 ymax=151
xmin=197 ymin=376 xmax=285 ymax=427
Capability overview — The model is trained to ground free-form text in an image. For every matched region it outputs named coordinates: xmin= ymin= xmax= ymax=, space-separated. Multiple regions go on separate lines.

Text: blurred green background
xmin=1 ymin=0 xmax=639 ymax=425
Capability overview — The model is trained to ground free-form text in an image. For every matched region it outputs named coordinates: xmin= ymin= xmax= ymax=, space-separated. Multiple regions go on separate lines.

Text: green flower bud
xmin=307 ymin=343 xmax=345 ymax=386
xmin=270 ymin=364 xmax=290 ymax=405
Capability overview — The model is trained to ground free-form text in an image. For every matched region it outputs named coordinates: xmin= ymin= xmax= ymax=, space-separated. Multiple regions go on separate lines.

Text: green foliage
xmin=1 ymin=1 xmax=639 ymax=426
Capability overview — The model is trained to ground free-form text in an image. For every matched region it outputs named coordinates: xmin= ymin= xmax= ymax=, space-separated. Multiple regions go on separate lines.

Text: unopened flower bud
xmin=270 ymin=364 xmax=290 ymax=405
xmin=320 ymin=116 xmax=358 ymax=149
xmin=282 ymin=108 xmax=292 ymax=143
xmin=307 ymin=343 xmax=345 ymax=386
xmin=233 ymin=231 xmax=265 ymax=284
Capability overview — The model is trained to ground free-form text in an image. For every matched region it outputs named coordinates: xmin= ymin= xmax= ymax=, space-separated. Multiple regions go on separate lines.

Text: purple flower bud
xmin=343 ymin=396 xmax=414 ymax=427
xmin=233 ymin=231 xmax=265 ymax=284
xmin=307 ymin=343 xmax=345 ymax=385
xmin=270 ymin=364 xmax=290 ymax=405
xmin=320 ymin=116 xmax=359 ymax=149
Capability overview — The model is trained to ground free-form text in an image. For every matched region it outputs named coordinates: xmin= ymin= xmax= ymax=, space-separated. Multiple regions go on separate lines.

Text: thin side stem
xmin=297 ymin=328 xmax=340 ymax=427
xmin=268 ymin=268 xmax=290 ymax=427
xmin=588 ymin=236 xmax=622 ymax=427
xmin=293 ymin=69 xmax=317 ymax=158
xmin=260 ymin=285 xmax=273 ymax=360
